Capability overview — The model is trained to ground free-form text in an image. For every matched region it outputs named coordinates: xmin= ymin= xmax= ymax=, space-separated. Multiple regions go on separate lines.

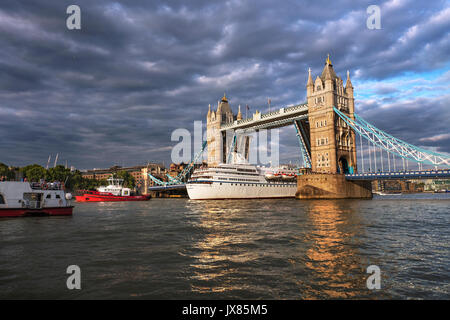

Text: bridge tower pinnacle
xmin=306 ymin=55 xmax=358 ymax=174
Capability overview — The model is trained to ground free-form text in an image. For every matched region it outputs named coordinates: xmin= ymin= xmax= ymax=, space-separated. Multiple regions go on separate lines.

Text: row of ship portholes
xmin=220 ymin=183 xmax=293 ymax=187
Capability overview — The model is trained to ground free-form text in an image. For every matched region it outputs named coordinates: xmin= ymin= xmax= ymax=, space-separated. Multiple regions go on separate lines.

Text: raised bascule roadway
xmin=148 ymin=56 xmax=450 ymax=198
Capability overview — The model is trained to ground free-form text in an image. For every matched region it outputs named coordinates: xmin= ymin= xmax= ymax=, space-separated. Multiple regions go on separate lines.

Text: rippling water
xmin=1 ymin=194 xmax=449 ymax=299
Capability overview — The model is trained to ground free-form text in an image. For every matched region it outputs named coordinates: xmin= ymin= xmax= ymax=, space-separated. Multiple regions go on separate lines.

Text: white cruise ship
xmin=186 ymin=163 xmax=298 ymax=200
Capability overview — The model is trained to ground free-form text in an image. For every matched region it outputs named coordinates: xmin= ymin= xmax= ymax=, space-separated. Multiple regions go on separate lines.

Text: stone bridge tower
xmin=206 ymin=94 xmax=235 ymax=166
xmin=297 ymin=56 xmax=372 ymax=199
xmin=306 ymin=55 xmax=357 ymax=174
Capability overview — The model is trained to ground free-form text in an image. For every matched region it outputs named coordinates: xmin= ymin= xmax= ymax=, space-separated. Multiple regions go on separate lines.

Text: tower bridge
xmin=207 ymin=55 xmax=360 ymax=174
xmin=147 ymin=55 xmax=450 ymax=198
xmin=204 ymin=55 xmax=450 ymax=199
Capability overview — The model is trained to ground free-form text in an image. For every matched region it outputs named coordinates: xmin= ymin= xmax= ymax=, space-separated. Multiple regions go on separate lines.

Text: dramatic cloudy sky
xmin=0 ymin=0 xmax=449 ymax=169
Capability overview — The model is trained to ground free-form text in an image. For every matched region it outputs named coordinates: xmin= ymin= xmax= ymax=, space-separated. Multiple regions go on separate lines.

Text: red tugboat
xmin=0 ymin=181 xmax=74 ymax=217
xmin=75 ymin=177 xmax=151 ymax=202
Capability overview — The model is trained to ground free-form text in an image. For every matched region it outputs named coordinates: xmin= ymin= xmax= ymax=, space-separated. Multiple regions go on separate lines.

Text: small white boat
xmin=0 ymin=181 xmax=73 ymax=217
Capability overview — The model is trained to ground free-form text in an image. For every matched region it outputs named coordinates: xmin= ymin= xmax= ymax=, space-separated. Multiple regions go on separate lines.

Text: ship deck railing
xmin=30 ymin=182 xmax=64 ymax=190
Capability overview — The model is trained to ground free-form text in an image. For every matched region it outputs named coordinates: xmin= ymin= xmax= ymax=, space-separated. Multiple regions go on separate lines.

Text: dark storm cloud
xmin=0 ymin=0 xmax=449 ymax=168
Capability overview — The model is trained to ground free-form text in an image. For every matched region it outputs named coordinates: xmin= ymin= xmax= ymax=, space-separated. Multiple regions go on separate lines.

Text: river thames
xmin=1 ymin=194 xmax=449 ymax=299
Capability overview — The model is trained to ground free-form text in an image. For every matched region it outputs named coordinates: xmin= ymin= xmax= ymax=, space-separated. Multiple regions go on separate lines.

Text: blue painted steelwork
xmin=148 ymin=141 xmax=207 ymax=186
xmin=293 ymin=120 xmax=311 ymax=168
xmin=148 ymin=184 xmax=186 ymax=191
xmin=334 ymin=107 xmax=450 ymax=166
xmin=226 ymin=133 xmax=237 ymax=164
xmin=147 ymin=172 xmax=170 ymax=186
xmin=174 ymin=140 xmax=207 ymax=182
xmin=346 ymin=169 xmax=450 ymax=180
xmin=166 ymin=174 xmax=181 ymax=184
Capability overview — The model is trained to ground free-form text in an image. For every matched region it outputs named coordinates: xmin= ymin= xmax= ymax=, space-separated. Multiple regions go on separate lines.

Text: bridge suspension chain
xmin=334 ymin=107 xmax=450 ymax=167
xmin=148 ymin=141 xmax=207 ymax=186
xmin=147 ymin=172 xmax=170 ymax=186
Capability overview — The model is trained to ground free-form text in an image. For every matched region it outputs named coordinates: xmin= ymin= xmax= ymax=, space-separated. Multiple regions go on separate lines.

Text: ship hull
xmin=0 ymin=206 xmax=74 ymax=217
xmin=186 ymin=182 xmax=297 ymax=200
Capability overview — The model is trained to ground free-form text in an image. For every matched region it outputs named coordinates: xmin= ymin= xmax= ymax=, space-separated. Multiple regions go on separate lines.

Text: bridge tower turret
xmin=306 ymin=55 xmax=357 ymax=174
xmin=207 ymin=94 xmax=235 ymax=166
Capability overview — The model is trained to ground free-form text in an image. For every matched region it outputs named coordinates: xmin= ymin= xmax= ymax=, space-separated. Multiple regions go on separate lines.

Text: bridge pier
xmin=296 ymin=173 xmax=372 ymax=199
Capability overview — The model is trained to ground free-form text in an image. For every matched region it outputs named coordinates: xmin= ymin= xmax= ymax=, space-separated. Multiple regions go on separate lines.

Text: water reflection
xmin=1 ymin=196 xmax=448 ymax=299
xmin=185 ymin=201 xmax=262 ymax=294
xmin=302 ymin=200 xmax=366 ymax=299
xmin=185 ymin=199 xmax=370 ymax=298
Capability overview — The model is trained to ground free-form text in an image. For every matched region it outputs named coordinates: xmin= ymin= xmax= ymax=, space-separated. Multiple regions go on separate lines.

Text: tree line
xmin=0 ymin=163 xmax=135 ymax=191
